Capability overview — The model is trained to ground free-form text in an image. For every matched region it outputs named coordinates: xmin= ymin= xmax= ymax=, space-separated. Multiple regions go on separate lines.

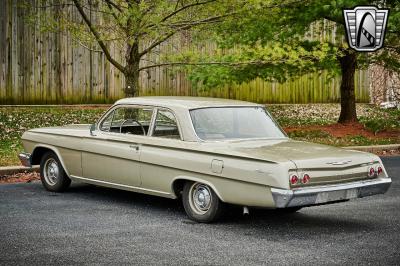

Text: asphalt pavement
xmin=1 ymin=156 xmax=399 ymax=265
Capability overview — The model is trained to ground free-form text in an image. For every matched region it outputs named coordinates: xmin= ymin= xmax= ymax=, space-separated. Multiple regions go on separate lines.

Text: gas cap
xmin=211 ymin=159 xmax=224 ymax=174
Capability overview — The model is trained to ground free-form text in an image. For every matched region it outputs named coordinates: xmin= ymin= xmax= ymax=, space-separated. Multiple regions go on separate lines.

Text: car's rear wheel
xmin=182 ymin=181 xmax=224 ymax=223
xmin=40 ymin=151 xmax=71 ymax=192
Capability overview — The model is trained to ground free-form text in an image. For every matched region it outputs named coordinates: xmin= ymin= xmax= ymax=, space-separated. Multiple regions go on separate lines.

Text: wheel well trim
xmin=171 ymin=176 xmax=225 ymax=202
xmin=32 ymin=144 xmax=70 ymax=176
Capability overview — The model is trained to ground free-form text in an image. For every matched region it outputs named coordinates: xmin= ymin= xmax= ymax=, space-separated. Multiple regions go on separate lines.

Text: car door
xmin=81 ymin=105 xmax=154 ymax=187
xmin=139 ymin=108 xmax=184 ymax=192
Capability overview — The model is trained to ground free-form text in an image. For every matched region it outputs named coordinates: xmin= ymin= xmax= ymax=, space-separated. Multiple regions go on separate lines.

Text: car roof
xmin=115 ymin=96 xmax=261 ymax=109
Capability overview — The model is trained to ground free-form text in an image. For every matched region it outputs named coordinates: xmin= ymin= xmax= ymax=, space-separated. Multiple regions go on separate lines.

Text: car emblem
xmin=326 ymin=160 xmax=352 ymax=165
xmin=343 ymin=6 xmax=389 ymax=52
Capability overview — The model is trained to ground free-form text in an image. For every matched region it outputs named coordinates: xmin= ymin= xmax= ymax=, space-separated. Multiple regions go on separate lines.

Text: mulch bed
xmin=0 ymin=172 xmax=40 ymax=184
xmin=372 ymin=149 xmax=400 ymax=156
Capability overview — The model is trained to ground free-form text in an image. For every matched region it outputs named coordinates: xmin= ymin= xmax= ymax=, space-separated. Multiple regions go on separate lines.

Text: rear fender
xmin=171 ymin=176 xmax=225 ymax=202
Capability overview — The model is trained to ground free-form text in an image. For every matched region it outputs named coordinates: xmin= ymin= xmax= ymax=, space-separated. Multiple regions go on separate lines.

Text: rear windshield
xmin=190 ymin=107 xmax=286 ymax=141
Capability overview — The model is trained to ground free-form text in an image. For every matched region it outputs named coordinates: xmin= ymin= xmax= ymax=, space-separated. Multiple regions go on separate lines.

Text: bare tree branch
xmin=165 ymin=13 xmax=228 ymax=28
xmin=72 ymin=0 xmax=125 ymax=73
xmin=138 ymin=58 xmax=318 ymax=71
xmin=104 ymin=0 xmax=127 ymax=31
xmin=34 ymin=4 xmax=73 ymax=8
xmin=143 ymin=0 xmax=222 ymax=31
xmin=139 ymin=31 xmax=175 ymax=57
xmin=33 ymin=3 xmax=114 ymax=15
xmin=77 ymin=42 xmax=103 ymax=53
xmin=104 ymin=0 xmax=123 ymax=12
xmin=160 ymin=0 xmax=217 ymax=23
xmin=140 ymin=13 xmax=231 ymax=57
xmin=141 ymin=3 xmax=156 ymax=16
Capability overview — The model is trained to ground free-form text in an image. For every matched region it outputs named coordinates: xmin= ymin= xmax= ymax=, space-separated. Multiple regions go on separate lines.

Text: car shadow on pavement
xmin=227 ymin=209 xmax=375 ymax=235
xmin=67 ymin=182 xmax=184 ymax=210
xmin=64 ymin=182 xmax=376 ymax=237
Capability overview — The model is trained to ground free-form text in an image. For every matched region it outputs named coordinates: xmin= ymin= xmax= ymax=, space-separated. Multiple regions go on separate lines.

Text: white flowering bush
xmin=268 ymin=103 xmax=400 ymax=129
xmin=0 ymin=104 xmax=398 ymax=166
xmin=0 ymin=107 xmax=107 ymax=166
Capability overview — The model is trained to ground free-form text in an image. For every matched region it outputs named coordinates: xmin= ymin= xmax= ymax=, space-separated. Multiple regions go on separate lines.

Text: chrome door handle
xmin=129 ymin=144 xmax=140 ymax=151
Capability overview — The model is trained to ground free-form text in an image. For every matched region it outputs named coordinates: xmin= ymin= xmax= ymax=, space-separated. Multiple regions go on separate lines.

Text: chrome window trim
xmin=95 ymin=105 xmax=115 ymax=130
xmin=97 ymin=104 xmax=155 ymax=135
xmin=148 ymin=107 xmax=158 ymax=137
xmin=99 ymin=109 xmax=115 ymax=132
xmin=188 ymin=106 xmax=288 ymax=142
xmin=150 ymin=107 xmax=183 ymax=141
xmin=96 ymin=103 xmax=184 ymax=141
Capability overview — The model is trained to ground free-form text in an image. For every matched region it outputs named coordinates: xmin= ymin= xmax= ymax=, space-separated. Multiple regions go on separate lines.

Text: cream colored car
xmin=19 ymin=97 xmax=392 ymax=222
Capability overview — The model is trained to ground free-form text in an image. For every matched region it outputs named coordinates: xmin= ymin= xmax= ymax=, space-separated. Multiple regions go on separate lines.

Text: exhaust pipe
xmin=243 ymin=206 xmax=249 ymax=215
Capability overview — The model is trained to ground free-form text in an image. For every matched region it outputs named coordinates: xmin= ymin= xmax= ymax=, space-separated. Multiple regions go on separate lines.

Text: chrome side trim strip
xmin=70 ymin=175 xmax=174 ymax=198
xmin=26 ymin=131 xmax=281 ymax=164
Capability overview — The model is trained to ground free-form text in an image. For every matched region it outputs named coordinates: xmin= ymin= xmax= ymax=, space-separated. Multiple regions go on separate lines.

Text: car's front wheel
xmin=40 ymin=151 xmax=71 ymax=192
xmin=182 ymin=181 xmax=225 ymax=223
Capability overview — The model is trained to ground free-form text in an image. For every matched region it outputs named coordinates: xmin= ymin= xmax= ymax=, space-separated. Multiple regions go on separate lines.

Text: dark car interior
xmin=109 ymin=120 xmax=150 ymax=135
xmin=153 ymin=124 xmax=180 ymax=139
xmin=101 ymin=107 xmax=180 ymax=139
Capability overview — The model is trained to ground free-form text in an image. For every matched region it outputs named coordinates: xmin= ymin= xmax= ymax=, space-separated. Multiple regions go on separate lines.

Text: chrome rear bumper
xmin=18 ymin=152 xmax=32 ymax=167
xmin=271 ymin=178 xmax=392 ymax=208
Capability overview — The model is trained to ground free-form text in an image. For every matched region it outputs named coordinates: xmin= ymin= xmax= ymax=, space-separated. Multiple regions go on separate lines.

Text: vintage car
xmin=19 ymin=97 xmax=392 ymax=222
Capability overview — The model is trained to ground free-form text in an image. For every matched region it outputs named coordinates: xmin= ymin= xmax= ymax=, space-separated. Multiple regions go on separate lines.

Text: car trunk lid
xmin=224 ymin=139 xmax=377 ymax=186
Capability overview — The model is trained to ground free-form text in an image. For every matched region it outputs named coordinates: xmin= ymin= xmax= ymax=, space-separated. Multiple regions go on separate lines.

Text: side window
xmin=102 ymin=106 xmax=153 ymax=135
xmin=152 ymin=110 xmax=180 ymax=139
xmin=100 ymin=110 xmax=114 ymax=131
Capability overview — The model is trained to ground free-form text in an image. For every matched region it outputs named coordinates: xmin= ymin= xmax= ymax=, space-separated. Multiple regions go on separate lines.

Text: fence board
xmin=0 ymin=0 xmax=370 ymax=104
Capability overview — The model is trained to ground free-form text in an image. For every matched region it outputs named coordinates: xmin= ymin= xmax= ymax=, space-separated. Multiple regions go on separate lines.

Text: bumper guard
xmin=271 ymin=178 xmax=392 ymax=208
xmin=18 ymin=153 xmax=32 ymax=167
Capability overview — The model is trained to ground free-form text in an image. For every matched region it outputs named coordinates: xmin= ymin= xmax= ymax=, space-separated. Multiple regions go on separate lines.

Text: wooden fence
xmin=0 ymin=0 xmax=370 ymax=104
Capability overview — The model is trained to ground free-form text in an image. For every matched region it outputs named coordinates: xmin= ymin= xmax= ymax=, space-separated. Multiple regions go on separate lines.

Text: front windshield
xmin=190 ymin=107 xmax=286 ymax=141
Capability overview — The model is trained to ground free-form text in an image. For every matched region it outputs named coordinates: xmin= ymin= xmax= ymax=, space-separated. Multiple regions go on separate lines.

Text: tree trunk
xmin=124 ymin=65 xmax=139 ymax=97
xmin=124 ymin=42 xmax=140 ymax=97
xmin=338 ymin=51 xmax=358 ymax=123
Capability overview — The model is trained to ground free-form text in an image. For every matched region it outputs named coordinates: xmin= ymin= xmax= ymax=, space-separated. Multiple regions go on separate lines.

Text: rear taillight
xmin=368 ymin=167 xmax=375 ymax=177
xmin=377 ymin=166 xmax=383 ymax=175
xmin=290 ymin=175 xmax=299 ymax=185
xmin=302 ymin=174 xmax=310 ymax=184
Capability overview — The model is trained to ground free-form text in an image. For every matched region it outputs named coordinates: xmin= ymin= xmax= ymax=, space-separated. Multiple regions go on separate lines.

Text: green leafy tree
xmin=25 ymin=0 xmax=240 ymax=97
xmin=184 ymin=0 xmax=400 ymax=123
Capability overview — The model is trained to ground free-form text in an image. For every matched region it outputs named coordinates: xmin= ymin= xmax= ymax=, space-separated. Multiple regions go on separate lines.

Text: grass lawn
xmin=0 ymin=106 xmax=108 ymax=166
xmin=0 ymin=104 xmax=399 ymax=167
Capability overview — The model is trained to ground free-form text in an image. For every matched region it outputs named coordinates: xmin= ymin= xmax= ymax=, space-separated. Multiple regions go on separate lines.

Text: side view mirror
xmin=89 ymin=123 xmax=97 ymax=136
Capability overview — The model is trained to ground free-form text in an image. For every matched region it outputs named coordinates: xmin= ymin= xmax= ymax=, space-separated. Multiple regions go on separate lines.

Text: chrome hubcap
xmin=189 ymin=183 xmax=212 ymax=215
xmin=44 ymin=158 xmax=59 ymax=186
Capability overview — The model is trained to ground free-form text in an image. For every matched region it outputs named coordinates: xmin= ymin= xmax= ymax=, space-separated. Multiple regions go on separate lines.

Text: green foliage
xmin=0 ymin=107 xmax=106 ymax=166
xmin=269 ymin=103 xmax=400 ymax=128
xmin=286 ymin=130 xmax=398 ymax=146
xmin=183 ymin=0 xmax=400 ymax=89
xmin=287 ymin=129 xmax=331 ymax=138
xmin=361 ymin=108 xmax=400 ymax=134
xmin=343 ymin=135 xmax=396 ymax=146
xmin=178 ymin=41 xmax=339 ymax=89
xmin=363 ymin=120 xmax=389 ymax=135
xmin=24 ymin=0 xmax=236 ymax=46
